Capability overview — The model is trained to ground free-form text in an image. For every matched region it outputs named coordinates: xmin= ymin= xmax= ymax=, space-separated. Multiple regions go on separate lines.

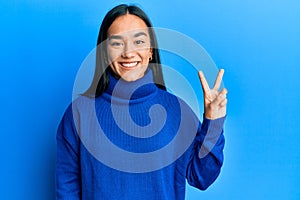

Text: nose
xmin=121 ymin=42 xmax=135 ymax=58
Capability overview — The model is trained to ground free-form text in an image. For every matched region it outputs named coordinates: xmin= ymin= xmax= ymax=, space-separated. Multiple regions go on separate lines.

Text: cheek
xmin=107 ymin=49 xmax=122 ymax=62
xmin=141 ymin=51 xmax=151 ymax=63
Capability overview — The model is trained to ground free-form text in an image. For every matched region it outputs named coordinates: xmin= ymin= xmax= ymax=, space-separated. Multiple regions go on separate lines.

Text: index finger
xmin=213 ymin=69 xmax=224 ymax=91
xmin=198 ymin=71 xmax=210 ymax=93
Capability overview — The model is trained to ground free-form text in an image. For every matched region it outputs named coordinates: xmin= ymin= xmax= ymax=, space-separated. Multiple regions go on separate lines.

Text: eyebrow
xmin=108 ymin=31 xmax=148 ymax=40
xmin=134 ymin=32 xmax=148 ymax=37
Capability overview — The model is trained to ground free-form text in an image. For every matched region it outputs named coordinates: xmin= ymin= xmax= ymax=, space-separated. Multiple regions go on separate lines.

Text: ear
xmin=148 ymin=48 xmax=153 ymax=61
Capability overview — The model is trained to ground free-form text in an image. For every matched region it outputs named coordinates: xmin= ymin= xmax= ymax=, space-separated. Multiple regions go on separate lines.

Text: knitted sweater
xmin=56 ymin=70 xmax=225 ymax=200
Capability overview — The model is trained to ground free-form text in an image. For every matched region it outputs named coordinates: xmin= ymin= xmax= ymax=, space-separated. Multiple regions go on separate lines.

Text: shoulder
xmin=157 ymin=89 xmax=199 ymax=122
xmin=156 ymin=89 xmax=184 ymax=104
xmin=157 ymin=89 xmax=194 ymax=108
xmin=59 ymin=95 xmax=94 ymax=125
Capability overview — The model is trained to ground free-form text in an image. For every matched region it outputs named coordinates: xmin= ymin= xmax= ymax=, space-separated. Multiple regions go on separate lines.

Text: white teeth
xmin=121 ymin=62 xmax=138 ymax=68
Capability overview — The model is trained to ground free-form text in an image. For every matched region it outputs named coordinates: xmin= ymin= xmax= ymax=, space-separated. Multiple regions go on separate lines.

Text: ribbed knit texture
xmin=56 ymin=70 xmax=226 ymax=200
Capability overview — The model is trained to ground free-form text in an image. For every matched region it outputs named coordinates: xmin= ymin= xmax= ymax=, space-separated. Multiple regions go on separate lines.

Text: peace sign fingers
xmin=213 ymin=69 xmax=224 ymax=91
xmin=198 ymin=70 xmax=211 ymax=95
xmin=197 ymin=69 xmax=228 ymax=120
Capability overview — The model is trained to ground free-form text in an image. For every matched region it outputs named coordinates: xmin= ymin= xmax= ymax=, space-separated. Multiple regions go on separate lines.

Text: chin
xmin=121 ymin=75 xmax=141 ymax=82
xmin=120 ymin=72 xmax=143 ymax=82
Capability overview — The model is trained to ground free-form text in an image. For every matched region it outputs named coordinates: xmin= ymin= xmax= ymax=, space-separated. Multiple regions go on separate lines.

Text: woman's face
xmin=106 ymin=14 xmax=152 ymax=82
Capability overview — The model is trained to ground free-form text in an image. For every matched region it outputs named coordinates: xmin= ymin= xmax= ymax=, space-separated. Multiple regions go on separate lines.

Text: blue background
xmin=1 ymin=0 xmax=299 ymax=199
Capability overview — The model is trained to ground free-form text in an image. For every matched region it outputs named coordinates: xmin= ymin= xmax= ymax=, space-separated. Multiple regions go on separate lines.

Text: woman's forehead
xmin=107 ymin=14 xmax=149 ymax=36
xmin=108 ymin=29 xmax=150 ymax=40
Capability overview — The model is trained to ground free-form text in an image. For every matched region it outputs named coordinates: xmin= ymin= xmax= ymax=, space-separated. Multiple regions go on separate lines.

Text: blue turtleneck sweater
xmin=56 ymin=70 xmax=225 ymax=200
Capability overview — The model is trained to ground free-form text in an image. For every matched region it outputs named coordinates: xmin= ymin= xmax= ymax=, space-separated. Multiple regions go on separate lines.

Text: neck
xmin=103 ymin=69 xmax=158 ymax=102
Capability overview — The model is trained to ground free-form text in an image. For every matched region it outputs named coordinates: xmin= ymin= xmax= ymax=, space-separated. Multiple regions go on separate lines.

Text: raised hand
xmin=198 ymin=69 xmax=228 ymax=120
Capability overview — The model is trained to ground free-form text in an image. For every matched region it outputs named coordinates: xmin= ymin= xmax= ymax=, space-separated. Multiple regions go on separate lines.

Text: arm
xmin=56 ymin=106 xmax=81 ymax=200
xmin=186 ymin=69 xmax=227 ymax=190
xmin=186 ymin=116 xmax=225 ymax=190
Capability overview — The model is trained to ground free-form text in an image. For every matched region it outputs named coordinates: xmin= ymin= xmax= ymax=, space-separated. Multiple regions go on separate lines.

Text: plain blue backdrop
xmin=1 ymin=0 xmax=299 ymax=199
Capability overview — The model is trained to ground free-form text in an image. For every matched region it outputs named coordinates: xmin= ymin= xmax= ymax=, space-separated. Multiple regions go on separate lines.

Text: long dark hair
xmin=83 ymin=4 xmax=166 ymax=97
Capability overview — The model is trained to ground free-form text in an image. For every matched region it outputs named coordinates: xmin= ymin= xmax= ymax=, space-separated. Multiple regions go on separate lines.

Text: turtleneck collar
xmin=102 ymin=69 xmax=158 ymax=103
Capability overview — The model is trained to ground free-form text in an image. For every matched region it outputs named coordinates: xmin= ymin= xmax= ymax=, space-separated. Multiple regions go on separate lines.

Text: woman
xmin=56 ymin=4 xmax=228 ymax=200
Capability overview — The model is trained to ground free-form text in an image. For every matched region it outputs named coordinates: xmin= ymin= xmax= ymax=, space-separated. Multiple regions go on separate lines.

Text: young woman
xmin=56 ymin=4 xmax=228 ymax=200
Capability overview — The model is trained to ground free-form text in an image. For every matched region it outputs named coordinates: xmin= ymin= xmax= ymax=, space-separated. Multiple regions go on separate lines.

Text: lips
xmin=119 ymin=62 xmax=138 ymax=68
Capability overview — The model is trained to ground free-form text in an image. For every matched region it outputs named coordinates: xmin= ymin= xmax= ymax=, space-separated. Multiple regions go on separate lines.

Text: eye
xmin=135 ymin=40 xmax=145 ymax=45
xmin=110 ymin=41 xmax=123 ymax=47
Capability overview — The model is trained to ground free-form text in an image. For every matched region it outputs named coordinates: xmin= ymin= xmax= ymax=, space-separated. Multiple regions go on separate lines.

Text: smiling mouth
xmin=119 ymin=62 xmax=139 ymax=69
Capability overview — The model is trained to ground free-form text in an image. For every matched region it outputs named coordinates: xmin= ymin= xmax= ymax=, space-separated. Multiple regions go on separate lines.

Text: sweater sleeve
xmin=56 ymin=106 xmax=81 ymax=200
xmin=186 ymin=115 xmax=225 ymax=190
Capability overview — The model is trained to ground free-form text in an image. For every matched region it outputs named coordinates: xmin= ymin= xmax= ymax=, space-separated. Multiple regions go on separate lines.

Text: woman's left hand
xmin=198 ymin=69 xmax=228 ymax=120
